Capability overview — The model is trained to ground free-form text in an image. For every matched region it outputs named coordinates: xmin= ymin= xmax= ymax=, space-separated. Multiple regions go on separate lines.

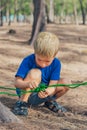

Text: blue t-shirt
xmin=15 ymin=54 xmax=61 ymax=85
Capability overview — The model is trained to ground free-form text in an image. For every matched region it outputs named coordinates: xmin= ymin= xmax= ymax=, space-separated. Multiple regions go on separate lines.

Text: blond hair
xmin=34 ymin=32 xmax=59 ymax=57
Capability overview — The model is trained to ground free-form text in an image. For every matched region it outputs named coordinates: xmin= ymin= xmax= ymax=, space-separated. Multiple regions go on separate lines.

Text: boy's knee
xmin=63 ymin=78 xmax=71 ymax=91
xmin=64 ymin=86 xmax=69 ymax=92
xmin=59 ymin=78 xmax=71 ymax=84
xmin=58 ymin=78 xmax=71 ymax=91
xmin=26 ymin=69 xmax=41 ymax=83
xmin=29 ymin=69 xmax=41 ymax=77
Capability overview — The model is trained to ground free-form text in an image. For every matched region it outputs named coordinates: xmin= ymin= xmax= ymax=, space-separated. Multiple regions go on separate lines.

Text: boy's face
xmin=35 ymin=54 xmax=54 ymax=68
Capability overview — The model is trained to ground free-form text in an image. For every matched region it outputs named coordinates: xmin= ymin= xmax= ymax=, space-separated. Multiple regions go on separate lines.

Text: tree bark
xmin=29 ymin=0 xmax=46 ymax=45
xmin=0 ymin=0 xmax=3 ymax=26
xmin=0 ymin=102 xmax=22 ymax=123
xmin=49 ymin=0 xmax=54 ymax=23
xmin=72 ymin=0 xmax=78 ymax=25
xmin=79 ymin=0 xmax=86 ymax=25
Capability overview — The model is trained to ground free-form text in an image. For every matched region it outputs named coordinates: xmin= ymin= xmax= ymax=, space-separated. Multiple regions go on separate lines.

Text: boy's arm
xmin=45 ymin=80 xmax=58 ymax=95
xmin=49 ymin=80 xmax=58 ymax=86
xmin=14 ymin=77 xmax=29 ymax=89
xmin=14 ymin=77 xmax=38 ymax=90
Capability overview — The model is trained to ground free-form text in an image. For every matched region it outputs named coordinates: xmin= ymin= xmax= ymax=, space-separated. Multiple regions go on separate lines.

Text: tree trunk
xmin=59 ymin=0 xmax=65 ymax=24
xmin=45 ymin=4 xmax=50 ymax=23
xmin=49 ymin=0 xmax=54 ymax=23
xmin=8 ymin=6 xmax=11 ymax=25
xmin=14 ymin=0 xmax=17 ymax=22
xmin=0 ymin=0 xmax=3 ymax=26
xmin=0 ymin=102 xmax=22 ymax=123
xmin=0 ymin=11 xmax=3 ymax=26
xmin=79 ymin=0 xmax=86 ymax=25
xmin=73 ymin=0 xmax=78 ymax=25
xmin=29 ymin=0 xmax=46 ymax=45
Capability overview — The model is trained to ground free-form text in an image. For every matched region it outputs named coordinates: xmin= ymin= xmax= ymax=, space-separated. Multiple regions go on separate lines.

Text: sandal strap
xmin=45 ymin=101 xmax=67 ymax=113
xmin=12 ymin=101 xmax=28 ymax=116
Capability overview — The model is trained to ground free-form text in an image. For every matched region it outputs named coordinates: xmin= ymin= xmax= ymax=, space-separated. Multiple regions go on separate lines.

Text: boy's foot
xmin=12 ymin=100 xmax=28 ymax=116
xmin=44 ymin=100 xmax=67 ymax=113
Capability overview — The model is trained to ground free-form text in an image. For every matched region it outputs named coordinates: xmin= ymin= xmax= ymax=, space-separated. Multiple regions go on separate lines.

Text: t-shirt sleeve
xmin=50 ymin=59 xmax=61 ymax=80
xmin=15 ymin=57 xmax=31 ymax=79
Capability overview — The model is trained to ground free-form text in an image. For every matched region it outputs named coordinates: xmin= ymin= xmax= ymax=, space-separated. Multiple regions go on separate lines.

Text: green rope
xmin=0 ymin=92 xmax=18 ymax=96
xmin=0 ymin=82 xmax=87 ymax=96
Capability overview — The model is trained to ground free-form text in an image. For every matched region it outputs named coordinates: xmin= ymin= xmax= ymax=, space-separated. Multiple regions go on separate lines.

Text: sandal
xmin=44 ymin=100 xmax=67 ymax=113
xmin=12 ymin=100 xmax=28 ymax=116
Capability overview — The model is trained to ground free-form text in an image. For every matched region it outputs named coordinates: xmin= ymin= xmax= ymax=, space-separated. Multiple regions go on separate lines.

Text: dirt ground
xmin=0 ymin=23 xmax=87 ymax=130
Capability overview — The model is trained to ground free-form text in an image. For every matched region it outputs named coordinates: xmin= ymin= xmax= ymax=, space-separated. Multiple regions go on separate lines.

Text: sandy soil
xmin=0 ymin=23 xmax=87 ymax=130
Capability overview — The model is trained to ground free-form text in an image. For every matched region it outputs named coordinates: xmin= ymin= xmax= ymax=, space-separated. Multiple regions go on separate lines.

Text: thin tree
xmin=49 ymin=0 xmax=54 ymax=23
xmin=79 ymin=0 xmax=86 ymax=24
xmin=0 ymin=0 xmax=8 ymax=26
xmin=72 ymin=0 xmax=78 ymax=25
xmin=29 ymin=0 xmax=46 ymax=45
xmin=0 ymin=0 xmax=3 ymax=26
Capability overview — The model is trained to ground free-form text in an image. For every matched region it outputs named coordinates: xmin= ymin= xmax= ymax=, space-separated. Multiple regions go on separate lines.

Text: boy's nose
xmin=41 ymin=63 xmax=46 ymax=67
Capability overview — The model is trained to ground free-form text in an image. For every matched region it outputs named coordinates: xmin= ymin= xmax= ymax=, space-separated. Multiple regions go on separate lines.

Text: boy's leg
xmin=12 ymin=69 xmax=41 ymax=116
xmin=54 ymin=78 xmax=71 ymax=98
xmin=44 ymin=78 xmax=71 ymax=113
xmin=28 ymin=78 xmax=71 ymax=106
xmin=20 ymin=69 xmax=41 ymax=102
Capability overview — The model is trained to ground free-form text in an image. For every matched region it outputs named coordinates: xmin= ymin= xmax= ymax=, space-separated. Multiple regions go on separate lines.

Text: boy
xmin=12 ymin=32 xmax=70 ymax=116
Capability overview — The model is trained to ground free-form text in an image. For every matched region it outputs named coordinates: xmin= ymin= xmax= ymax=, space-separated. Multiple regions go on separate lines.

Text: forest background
xmin=0 ymin=0 xmax=87 ymax=26
xmin=0 ymin=0 xmax=87 ymax=130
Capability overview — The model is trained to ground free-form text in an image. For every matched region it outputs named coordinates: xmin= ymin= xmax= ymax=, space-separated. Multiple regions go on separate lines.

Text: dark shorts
xmin=28 ymin=93 xmax=47 ymax=106
xmin=16 ymin=88 xmax=56 ymax=106
xmin=28 ymin=93 xmax=56 ymax=106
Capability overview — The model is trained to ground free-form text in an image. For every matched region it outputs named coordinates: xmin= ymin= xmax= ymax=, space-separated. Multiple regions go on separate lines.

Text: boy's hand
xmin=28 ymin=81 xmax=38 ymax=90
xmin=38 ymin=87 xmax=55 ymax=98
